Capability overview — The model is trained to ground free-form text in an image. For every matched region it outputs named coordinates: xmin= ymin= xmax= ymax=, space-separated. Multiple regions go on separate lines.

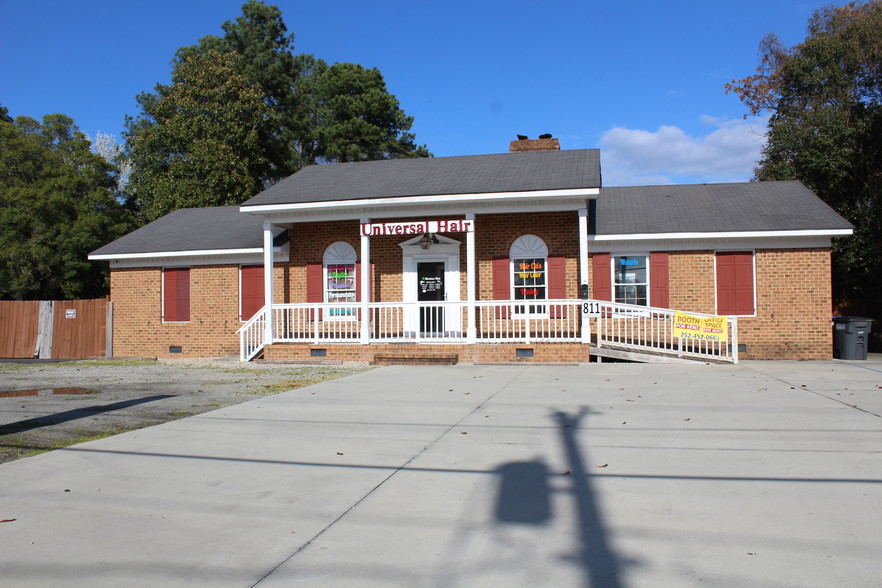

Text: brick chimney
xmin=509 ymin=134 xmax=560 ymax=152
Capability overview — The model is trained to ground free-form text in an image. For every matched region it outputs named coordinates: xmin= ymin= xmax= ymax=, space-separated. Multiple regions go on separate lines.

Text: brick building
xmin=89 ymin=138 xmax=852 ymax=363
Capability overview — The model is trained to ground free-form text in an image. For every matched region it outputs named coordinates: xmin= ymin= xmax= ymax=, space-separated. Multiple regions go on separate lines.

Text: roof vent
xmin=509 ymin=134 xmax=560 ymax=152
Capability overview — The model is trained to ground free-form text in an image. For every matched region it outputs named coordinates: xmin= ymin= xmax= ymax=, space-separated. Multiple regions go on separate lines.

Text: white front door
xmin=400 ymin=235 xmax=461 ymax=335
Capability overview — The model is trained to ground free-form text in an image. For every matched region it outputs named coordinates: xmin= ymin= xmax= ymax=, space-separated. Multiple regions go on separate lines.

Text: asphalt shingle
xmin=89 ymin=206 xmax=287 ymax=256
xmin=593 ymin=181 xmax=852 ymax=235
xmin=241 ymin=149 xmax=603 ymax=207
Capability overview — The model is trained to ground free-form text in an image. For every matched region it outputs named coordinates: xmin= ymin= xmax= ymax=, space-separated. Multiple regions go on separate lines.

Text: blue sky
xmin=1 ymin=0 xmax=842 ymax=186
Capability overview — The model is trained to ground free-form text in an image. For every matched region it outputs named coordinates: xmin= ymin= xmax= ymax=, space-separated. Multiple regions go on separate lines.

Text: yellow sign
xmin=673 ymin=312 xmax=728 ymax=343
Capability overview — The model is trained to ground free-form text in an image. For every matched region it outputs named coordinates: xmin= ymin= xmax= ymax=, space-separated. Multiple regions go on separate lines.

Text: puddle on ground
xmin=0 ymin=388 xmax=99 ymax=398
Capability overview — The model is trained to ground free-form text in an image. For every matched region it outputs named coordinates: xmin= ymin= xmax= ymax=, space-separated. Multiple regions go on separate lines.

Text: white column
xmin=263 ymin=221 xmax=275 ymax=346
xmin=466 ymin=213 xmax=476 ymax=343
xmin=578 ymin=207 xmax=589 ymax=293
xmin=578 ymin=207 xmax=590 ymax=344
xmin=360 ymin=218 xmax=371 ymax=344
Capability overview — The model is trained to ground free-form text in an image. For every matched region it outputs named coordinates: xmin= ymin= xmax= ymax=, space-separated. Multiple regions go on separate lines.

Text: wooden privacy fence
xmin=0 ymin=298 xmax=111 ymax=359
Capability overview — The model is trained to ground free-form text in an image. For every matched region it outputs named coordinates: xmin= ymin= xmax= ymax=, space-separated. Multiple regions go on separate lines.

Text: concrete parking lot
xmin=1 ymin=360 xmax=880 ymax=587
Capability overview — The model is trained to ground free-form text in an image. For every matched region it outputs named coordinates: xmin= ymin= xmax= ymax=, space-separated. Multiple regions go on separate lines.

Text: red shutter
xmin=177 ymin=271 xmax=190 ymax=322
xmin=306 ymin=263 xmax=323 ymax=320
xmin=306 ymin=263 xmax=323 ymax=302
xmin=492 ymin=257 xmax=510 ymax=318
xmin=163 ymin=268 xmax=190 ymax=322
xmin=716 ymin=252 xmax=754 ymax=315
xmin=240 ymin=265 xmax=264 ymax=321
xmin=592 ymin=254 xmax=611 ymax=301
xmin=162 ymin=270 xmax=173 ymax=321
xmin=734 ymin=253 xmax=755 ymax=315
xmin=649 ymin=252 xmax=670 ymax=309
xmin=547 ymin=256 xmax=567 ymax=318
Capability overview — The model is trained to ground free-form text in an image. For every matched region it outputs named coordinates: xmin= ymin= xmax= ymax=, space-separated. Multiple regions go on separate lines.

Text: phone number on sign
xmin=681 ymin=333 xmax=723 ymax=342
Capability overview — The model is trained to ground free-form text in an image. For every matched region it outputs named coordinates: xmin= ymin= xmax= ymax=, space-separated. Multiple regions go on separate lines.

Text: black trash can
xmin=832 ymin=316 xmax=874 ymax=360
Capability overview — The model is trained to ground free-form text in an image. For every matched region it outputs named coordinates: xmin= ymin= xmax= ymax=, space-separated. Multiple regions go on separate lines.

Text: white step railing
xmin=236 ymin=300 xmax=738 ymax=364
xmin=236 ymin=306 xmax=267 ymax=361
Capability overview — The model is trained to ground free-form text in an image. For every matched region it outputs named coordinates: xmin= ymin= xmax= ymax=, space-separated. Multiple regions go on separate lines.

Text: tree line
xmin=2 ymin=0 xmax=880 ymax=315
xmin=727 ymin=0 xmax=882 ymax=317
xmin=1 ymin=1 xmax=429 ymax=300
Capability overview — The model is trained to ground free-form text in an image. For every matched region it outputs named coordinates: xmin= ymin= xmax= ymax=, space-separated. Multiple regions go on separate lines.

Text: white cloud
xmin=598 ymin=115 xmax=769 ymax=186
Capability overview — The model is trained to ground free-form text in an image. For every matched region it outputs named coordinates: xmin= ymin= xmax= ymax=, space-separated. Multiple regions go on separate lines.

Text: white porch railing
xmin=265 ymin=300 xmax=585 ymax=344
xmin=237 ymin=300 xmax=738 ymax=363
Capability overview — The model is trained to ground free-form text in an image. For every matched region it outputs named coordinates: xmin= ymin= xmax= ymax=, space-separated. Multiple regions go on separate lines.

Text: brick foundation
xmin=263 ymin=342 xmax=591 ymax=364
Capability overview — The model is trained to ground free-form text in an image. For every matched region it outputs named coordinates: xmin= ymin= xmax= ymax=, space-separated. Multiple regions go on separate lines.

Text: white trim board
xmin=249 ymin=198 xmax=594 ymax=224
xmin=588 ymin=234 xmax=839 ymax=253
xmin=590 ymin=229 xmax=852 ymax=241
xmin=240 ymin=187 xmax=600 ymax=216
xmin=97 ymin=243 xmax=290 ymax=268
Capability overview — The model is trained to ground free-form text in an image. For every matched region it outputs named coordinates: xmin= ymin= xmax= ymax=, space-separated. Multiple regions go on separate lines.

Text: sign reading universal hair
xmin=673 ymin=312 xmax=728 ymax=343
xmin=360 ymin=219 xmax=474 ymax=236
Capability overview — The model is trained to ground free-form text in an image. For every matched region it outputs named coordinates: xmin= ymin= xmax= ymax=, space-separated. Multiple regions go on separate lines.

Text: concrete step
xmin=372 ymin=354 xmax=459 ymax=366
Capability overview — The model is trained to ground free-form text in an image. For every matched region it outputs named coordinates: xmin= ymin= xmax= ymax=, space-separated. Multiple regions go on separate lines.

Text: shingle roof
xmin=241 ymin=149 xmax=602 ymax=207
xmin=89 ymin=206 xmax=287 ymax=256
xmin=90 ymin=179 xmax=851 ymax=259
xmin=592 ymin=181 xmax=853 ymax=235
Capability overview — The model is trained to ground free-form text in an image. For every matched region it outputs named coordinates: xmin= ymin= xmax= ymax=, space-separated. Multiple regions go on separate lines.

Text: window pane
xmin=512 ymin=258 xmax=547 ymax=314
xmin=513 ymin=258 xmax=546 ymax=296
xmin=615 ymin=285 xmax=647 ymax=306
xmin=614 ymin=256 xmax=647 ymax=283
xmin=613 ymin=255 xmax=648 ymax=306
xmin=326 ymin=263 xmax=356 ymax=316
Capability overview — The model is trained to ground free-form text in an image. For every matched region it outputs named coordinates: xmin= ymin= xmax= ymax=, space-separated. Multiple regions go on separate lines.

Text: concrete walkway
xmin=1 ymin=360 xmax=880 ymax=587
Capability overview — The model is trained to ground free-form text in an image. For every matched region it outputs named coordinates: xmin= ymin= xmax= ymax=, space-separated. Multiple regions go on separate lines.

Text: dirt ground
xmin=0 ymin=358 xmax=369 ymax=464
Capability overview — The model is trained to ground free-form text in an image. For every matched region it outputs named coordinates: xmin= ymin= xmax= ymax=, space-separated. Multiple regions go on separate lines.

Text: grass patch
xmin=0 ymin=363 xmax=29 ymax=372
xmin=247 ymin=377 xmax=337 ymax=395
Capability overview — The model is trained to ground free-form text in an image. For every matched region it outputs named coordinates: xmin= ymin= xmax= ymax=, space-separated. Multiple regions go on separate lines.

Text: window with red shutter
xmin=649 ymin=252 xmax=670 ymax=308
xmin=323 ymin=242 xmax=357 ymax=320
xmin=492 ymin=257 xmax=511 ymax=318
xmin=716 ymin=252 xmax=755 ymax=315
xmin=591 ymin=254 xmax=611 ymax=301
xmin=306 ymin=262 xmax=323 ymax=321
xmin=240 ymin=265 xmax=264 ymax=321
xmin=162 ymin=268 xmax=190 ymax=322
xmin=547 ymin=256 xmax=567 ymax=318
xmin=510 ymin=235 xmax=549 ymax=316
xmin=613 ymin=255 xmax=648 ymax=306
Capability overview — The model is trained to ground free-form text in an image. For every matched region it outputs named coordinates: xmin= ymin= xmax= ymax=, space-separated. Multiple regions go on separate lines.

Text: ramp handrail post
xmin=731 ymin=316 xmax=739 ymax=364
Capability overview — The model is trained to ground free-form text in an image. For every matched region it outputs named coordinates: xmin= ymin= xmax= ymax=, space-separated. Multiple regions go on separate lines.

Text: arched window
xmin=323 ymin=242 xmax=357 ymax=318
xmin=511 ymin=235 xmax=548 ymax=314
